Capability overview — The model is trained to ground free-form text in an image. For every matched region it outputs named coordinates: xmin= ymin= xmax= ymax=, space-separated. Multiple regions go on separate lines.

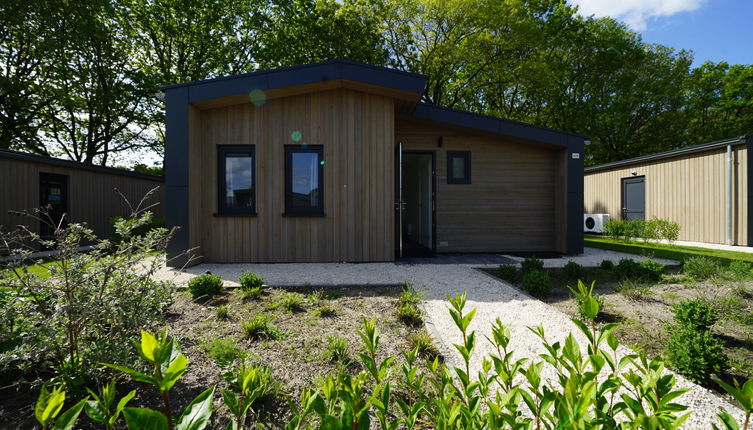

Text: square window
xmin=285 ymin=146 xmax=324 ymax=216
xmin=447 ymin=151 xmax=471 ymax=184
xmin=218 ymin=146 xmax=255 ymax=215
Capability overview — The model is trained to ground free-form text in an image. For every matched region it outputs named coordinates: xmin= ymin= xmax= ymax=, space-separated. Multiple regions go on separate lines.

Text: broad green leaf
xmin=102 ymin=363 xmax=160 ymax=388
xmin=123 ymin=408 xmax=169 ymax=430
xmin=176 ymin=386 xmax=216 ymax=430
xmin=41 ymin=387 xmax=66 ymax=424
xmin=140 ymin=330 xmax=160 ymax=362
xmin=52 ymin=398 xmax=88 ymax=430
xmin=160 ymin=353 xmax=188 ymax=391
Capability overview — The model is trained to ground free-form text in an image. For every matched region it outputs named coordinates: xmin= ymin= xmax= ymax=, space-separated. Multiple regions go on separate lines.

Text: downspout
xmin=727 ymin=144 xmax=733 ymax=246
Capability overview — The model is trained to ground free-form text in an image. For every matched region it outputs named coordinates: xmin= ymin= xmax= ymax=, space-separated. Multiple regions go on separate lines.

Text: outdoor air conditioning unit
xmin=584 ymin=214 xmax=610 ymax=233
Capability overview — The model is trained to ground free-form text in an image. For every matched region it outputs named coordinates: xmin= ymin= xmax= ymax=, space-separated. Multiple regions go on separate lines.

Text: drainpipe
xmin=727 ymin=145 xmax=733 ymax=246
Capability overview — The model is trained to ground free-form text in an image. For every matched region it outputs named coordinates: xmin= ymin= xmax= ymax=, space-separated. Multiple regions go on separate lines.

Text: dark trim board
xmin=0 ymin=149 xmax=164 ymax=181
xmin=747 ymin=135 xmax=753 ymax=247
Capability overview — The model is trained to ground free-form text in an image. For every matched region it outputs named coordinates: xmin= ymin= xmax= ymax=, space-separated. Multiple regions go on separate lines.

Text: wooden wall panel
xmin=396 ymin=119 xmax=559 ymax=253
xmin=0 ymin=158 xmax=164 ymax=242
xmin=584 ymin=145 xmax=748 ymax=245
xmin=189 ymin=88 xmax=395 ymax=263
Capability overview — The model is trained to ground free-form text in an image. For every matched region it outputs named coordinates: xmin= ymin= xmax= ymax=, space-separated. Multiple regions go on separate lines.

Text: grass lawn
xmin=484 ymin=264 xmax=753 ymax=393
xmin=585 ymin=234 xmax=753 ymax=264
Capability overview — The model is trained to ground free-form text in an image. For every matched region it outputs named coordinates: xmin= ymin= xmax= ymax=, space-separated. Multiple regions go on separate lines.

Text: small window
xmin=447 ymin=151 xmax=471 ymax=184
xmin=285 ymin=145 xmax=324 ymax=216
xmin=218 ymin=146 xmax=255 ymax=215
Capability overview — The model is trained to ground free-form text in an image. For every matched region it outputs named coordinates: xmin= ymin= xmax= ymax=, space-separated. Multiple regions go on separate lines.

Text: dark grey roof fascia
xmin=0 ymin=149 xmax=164 ymax=181
xmin=160 ymin=60 xmax=427 ymax=103
xmin=410 ymin=103 xmax=586 ymax=147
xmin=584 ymin=136 xmax=748 ymax=174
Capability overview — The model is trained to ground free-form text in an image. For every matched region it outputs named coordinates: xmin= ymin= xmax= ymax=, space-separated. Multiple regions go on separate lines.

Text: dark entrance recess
xmin=39 ymin=172 xmax=69 ymax=241
xmin=396 ymin=147 xmax=436 ymax=258
xmin=622 ymin=176 xmax=645 ymax=220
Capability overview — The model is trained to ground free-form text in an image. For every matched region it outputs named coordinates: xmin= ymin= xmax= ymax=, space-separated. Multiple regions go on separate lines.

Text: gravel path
xmin=156 ymin=249 xmax=741 ymax=428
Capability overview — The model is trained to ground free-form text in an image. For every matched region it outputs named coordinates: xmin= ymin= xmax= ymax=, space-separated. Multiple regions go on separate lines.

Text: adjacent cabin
xmin=584 ymin=136 xmax=753 ymax=246
xmin=162 ymin=60 xmax=584 ymax=265
xmin=0 ymin=149 xmax=164 ymax=248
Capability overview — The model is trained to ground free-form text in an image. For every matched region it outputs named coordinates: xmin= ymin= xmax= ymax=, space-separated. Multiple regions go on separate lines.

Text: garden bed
xmin=484 ymin=264 xmax=753 ymax=390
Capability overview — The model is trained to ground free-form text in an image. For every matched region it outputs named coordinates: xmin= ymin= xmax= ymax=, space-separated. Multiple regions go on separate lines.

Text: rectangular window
xmin=218 ymin=146 xmax=255 ymax=215
xmin=447 ymin=151 xmax=471 ymax=184
xmin=285 ymin=145 xmax=324 ymax=216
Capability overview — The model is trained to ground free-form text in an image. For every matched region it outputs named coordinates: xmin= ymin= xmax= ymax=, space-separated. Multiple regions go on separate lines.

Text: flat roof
xmin=584 ymin=136 xmax=748 ymax=173
xmin=0 ymin=149 xmax=164 ymax=181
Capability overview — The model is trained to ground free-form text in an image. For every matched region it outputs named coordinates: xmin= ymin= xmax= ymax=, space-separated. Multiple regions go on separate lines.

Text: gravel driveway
xmin=156 ymin=248 xmax=741 ymax=428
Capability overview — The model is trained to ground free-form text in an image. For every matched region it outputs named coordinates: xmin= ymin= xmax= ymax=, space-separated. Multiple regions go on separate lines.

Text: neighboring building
xmin=584 ymin=136 xmax=753 ymax=246
xmin=162 ymin=60 xmax=584 ymax=265
xmin=0 ymin=149 xmax=164 ymax=245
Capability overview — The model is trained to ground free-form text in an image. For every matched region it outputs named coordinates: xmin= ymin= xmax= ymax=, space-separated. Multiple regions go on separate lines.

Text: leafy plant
xmin=494 ymin=264 xmax=517 ymax=282
xmin=324 ymin=335 xmax=350 ymax=363
xmin=242 ymin=315 xmax=287 ymax=340
xmin=713 ymin=376 xmax=753 ymax=430
xmin=313 ymin=304 xmax=336 ymax=318
xmin=640 ymin=258 xmax=665 ymax=280
xmin=666 ymin=300 xmax=728 ymax=384
xmin=673 ymin=299 xmax=718 ymax=331
xmin=200 ymin=337 xmax=248 ymax=368
xmin=216 ymin=305 xmax=230 ymax=320
xmin=238 ymin=271 xmax=264 ymax=290
xmin=187 ymin=273 xmax=224 ymax=299
xmin=407 ymin=330 xmax=441 ymax=362
xmin=562 ymin=261 xmax=584 ymax=279
xmin=600 ymin=259 xmax=615 ymax=270
xmin=222 ymin=361 xmax=280 ymax=430
xmin=242 ymin=286 xmax=263 ymax=300
xmin=272 ymin=292 xmax=306 ymax=313
xmin=397 ymin=302 xmax=423 ymax=326
xmin=102 ymin=328 xmax=216 ymax=430
xmin=399 ymin=281 xmax=423 ymax=306
xmin=728 ymin=260 xmax=753 ymax=279
xmin=84 ymin=379 xmax=136 ymax=430
xmin=568 ymin=280 xmax=603 ymax=323
xmin=658 ymin=219 xmax=681 ymax=242
xmin=617 ymin=279 xmax=654 ymax=301
xmin=615 ymin=258 xmax=643 ymax=279
xmin=34 ymin=384 xmax=88 ymax=430
xmin=520 ymin=256 xmax=544 ymax=274
xmin=684 ymin=256 xmax=721 ymax=280
xmin=521 ymin=269 xmax=551 ymax=297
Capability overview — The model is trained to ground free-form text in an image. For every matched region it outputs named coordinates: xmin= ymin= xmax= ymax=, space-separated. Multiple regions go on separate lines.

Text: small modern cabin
xmin=162 ymin=60 xmax=584 ymax=265
xmin=584 ymin=136 xmax=752 ymax=246
xmin=0 ymin=149 xmax=164 ymax=246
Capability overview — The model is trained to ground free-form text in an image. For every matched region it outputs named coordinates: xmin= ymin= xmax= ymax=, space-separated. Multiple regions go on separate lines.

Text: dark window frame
xmin=284 ymin=145 xmax=325 ymax=216
xmin=217 ymin=145 xmax=256 ymax=216
xmin=446 ymin=151 xmax=471 ymax=184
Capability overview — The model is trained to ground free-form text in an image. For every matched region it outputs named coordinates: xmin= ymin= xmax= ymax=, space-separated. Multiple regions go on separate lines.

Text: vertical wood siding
xmin=0 ymin=158 xmax=164 ymax=240
xmin=396 ymin=119 xmax=560 ymax=253
xmin=584 ymin=145 xmax=748 ymax=245
xmin=189 ymin=88 xmax=395 ymax=262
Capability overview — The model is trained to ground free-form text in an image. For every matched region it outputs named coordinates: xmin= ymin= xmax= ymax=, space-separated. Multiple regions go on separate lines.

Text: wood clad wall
xmin=0 ymin=158 xmax=164 ymax=239
xmin=188 ymin=88 xmax=395 ymax=263
xmin=396 ymin=119 xmax=560 ymax=253
xmin=584 ymin=145 xmax=748 ymax=245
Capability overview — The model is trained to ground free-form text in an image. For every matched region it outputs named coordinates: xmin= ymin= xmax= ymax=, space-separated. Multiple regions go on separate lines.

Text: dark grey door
xmin=622 ymin=177 xmax=645 ymax=220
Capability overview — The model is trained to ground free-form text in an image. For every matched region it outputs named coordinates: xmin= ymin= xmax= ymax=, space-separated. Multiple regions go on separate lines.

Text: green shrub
xmin=603 ymin=219 xmax=626 ymax=239
xmin=672 ymin=300 xmax=718 ymax=331
xmin=242 ymin=315 xmax=287 ymax=340
xmin=665 ymin=326 xmax=728 ymax=385
xmin=227 ymin=361 xmax=281 ymax=404
xmin=201 ymin=337 xmax=247 ymax=367
xmin=272 ymin=292 xmax=306 ymax=313
xmin=683 ymin=256 xmax=720 ymax=280
xmin=568 ymin=280 xmax=603 ymax=322
xmin=658 ymin=219 xmax=680 ymax=242
xmin=728 ymin=260 xmax=753 ymax=279
xmin=639 ymin=259 xmax=665 ymax=281
xmin=242 ymin=286 xmax=263 ymax=300
xmin=188 ymin=273 xmax=224 ymax=299
xmin=602 ymin=218 xmax=680 ymax=242
xmin=614 ymin=258 xmax=643 ymax=280
xmin=108 ymin=215 xmax=166 ymax=243
xmin=494 ymin=264 xmax=517 ymax=282
xmin=397 ymin=303 xmax=423 ymax=326
xmin=407 ymin=331 xmax=442 ymax=362
xmin=324 ymin=335 xmax=350 ymax=363
xmin=238 ymin=271 xmax=264 ymax=290
xmin=562 ymin=261 xmax=584 ymax=280
xmin=314 ymin=304 xmax=336 ymax=318
xmin=521 ymin=270 xmax=551 ymax=297
xmin=521 ymin=257 xmax=544 ymax=274
xmin=399 ymin=282 xmax=423 ymax=306
xmin=599 ymin=259 xmax=614 ymax=270
xmin=216 ymin=305 xmax=230 ymax=320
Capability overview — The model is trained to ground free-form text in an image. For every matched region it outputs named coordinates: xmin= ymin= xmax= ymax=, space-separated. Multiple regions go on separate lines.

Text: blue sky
xmin=570 ymin=0 xmax=753 ymax=66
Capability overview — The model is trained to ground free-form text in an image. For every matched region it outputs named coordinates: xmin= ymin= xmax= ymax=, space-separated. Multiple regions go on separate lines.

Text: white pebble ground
xmin=156 ymin=248 xmax=743 ymax=428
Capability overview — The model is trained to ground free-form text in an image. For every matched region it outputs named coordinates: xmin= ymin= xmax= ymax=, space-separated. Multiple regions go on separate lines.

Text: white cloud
xmin=570 ymin=0 xmax=705 ymax=30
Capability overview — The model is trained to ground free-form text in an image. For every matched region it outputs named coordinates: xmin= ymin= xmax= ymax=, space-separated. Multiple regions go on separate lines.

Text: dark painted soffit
xmin=585 ymin=136 xmax=748 ymax=174
xmin=410 ymin=103 xmax=586 ymax=148
xmin=0 ymin=148 xmax=165 ymax=182
xmin=160 ymin=60 xmax=427 ymax=103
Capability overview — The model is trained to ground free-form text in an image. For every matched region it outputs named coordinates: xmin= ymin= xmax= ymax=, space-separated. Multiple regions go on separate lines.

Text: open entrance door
xmin=397 ymin=149 xmax=435 ymax=258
